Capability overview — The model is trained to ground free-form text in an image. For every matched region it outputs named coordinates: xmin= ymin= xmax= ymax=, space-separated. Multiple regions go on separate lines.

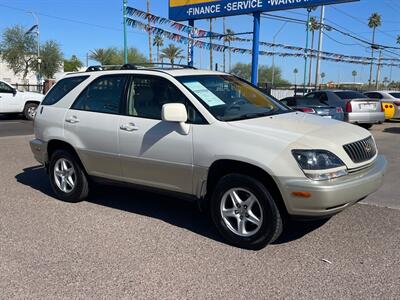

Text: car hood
xmin=227 ymin=112 xmax=370 ymax=148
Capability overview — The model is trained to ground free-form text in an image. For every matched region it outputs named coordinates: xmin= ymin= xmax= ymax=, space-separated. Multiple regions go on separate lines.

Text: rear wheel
xmin=210 ymin=174 xmax=283 ymax=250
xmin=49 ymin=150 xmax=89 ymax=202
xmin=23 ymin=103 xmax=38 ymax=120
xmin=359 ymin=124 xmax=373 ymax=130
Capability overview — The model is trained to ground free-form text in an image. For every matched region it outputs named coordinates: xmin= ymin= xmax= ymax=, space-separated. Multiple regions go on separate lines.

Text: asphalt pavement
xmin=0 ymin=114 xmax=33 ymax=137
xmin=0 ymin=119 xmax=399 ymax=299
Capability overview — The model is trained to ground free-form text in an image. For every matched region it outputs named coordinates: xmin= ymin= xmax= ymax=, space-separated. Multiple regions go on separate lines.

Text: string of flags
xmin=126 ymin=8 xmax=400 ymax=67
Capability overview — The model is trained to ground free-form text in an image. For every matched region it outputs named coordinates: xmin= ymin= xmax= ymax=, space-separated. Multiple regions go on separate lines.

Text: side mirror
xmin=161 ymin=103 xmax=190 ymax=135
xmin=12 ymin=88 xmax=17 ymax=96
xmin=162 ymin=103 xmax=188 ymax=122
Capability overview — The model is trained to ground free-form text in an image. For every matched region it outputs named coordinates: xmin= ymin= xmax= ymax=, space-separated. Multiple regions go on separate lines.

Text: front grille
xmin=343 ymin=136 xmax=377 ymax=163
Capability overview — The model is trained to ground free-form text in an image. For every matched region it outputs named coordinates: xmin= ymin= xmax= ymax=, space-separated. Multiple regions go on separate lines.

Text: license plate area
xmin=359 ymin=103 xmax=376 ymax=111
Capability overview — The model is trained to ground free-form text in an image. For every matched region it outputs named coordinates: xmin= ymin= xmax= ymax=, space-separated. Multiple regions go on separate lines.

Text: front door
xmin=0 ymin=81 xmax=17 ymax=112
xmin=64 ymin=74 xmax=129 ymax=180
xmin=118 ymin=75 xmax=194 ymax=194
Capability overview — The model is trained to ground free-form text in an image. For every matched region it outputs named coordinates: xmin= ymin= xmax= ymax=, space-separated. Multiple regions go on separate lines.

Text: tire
xmin=359 ymin=124 xmax=373 ymax=130
xmin=210 ymin=174 xmax=283 ymax=250
xmin=48 ymin=150 xmax=89 ymax=202
xmin=23 ymin=103 xmax=38 ymax=120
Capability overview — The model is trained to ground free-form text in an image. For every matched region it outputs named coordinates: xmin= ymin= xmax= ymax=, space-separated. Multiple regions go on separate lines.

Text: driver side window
xmin=0 ymin=81 xmax=14 ymax=93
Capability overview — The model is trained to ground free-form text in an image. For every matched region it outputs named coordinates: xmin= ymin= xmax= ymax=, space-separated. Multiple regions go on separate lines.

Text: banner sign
xmin=169 ymin=0 xmax=359 ymax=21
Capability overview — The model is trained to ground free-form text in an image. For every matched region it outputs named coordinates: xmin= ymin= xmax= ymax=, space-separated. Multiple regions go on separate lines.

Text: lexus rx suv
xmin=30 ymin=65 xmax=387 ymax=249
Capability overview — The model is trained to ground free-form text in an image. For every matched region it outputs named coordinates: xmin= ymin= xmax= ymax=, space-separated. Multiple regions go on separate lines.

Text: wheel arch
xmin=205 ymin=159 xmax=288 ymax=217
xmin=47 ymin=139 xmax=87 ymax=173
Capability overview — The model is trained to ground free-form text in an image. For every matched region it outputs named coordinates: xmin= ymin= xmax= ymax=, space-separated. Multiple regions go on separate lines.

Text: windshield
xmin=389 ymin=93 xmax=400 ymax=98
xmin=178 ymin=75 xmax=289 ymax=121
xmin=334 ymin=91 xmax=367 ymax=100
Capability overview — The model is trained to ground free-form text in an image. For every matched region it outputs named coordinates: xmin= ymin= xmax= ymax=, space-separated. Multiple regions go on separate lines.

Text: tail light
xmin=301 ymin=108 xmax=316 ymax=113
xmin=336 ymin=107 xmax=343 ymax=113
xmin=345 ymin=102 xmax=352 ymax=113
xmin=394 ymin=101 xmax=400 ymax=106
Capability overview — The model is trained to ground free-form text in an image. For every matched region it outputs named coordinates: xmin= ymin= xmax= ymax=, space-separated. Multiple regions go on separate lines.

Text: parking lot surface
xmin=0 ymin=120 xmax=399 ymax=299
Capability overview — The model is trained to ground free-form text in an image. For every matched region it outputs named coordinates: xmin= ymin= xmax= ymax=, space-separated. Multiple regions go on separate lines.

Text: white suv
xmin=0 ymin=80 xmax=44 ymax=120
xmin=30 ymin=65 xmax=387 ymax=249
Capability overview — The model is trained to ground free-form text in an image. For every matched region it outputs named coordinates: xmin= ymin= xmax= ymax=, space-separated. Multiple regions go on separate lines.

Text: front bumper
xmin=345 ymin=112 xmax=385 ymax=124
xmin=278 ymin=155 xmax=387 ymax=217
xmin=29 ymin=139 xmax=48 ymax=165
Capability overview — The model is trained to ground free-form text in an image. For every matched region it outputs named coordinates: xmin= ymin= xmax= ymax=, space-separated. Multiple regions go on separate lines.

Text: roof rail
xmin=85 ymin=63 xmax=196 ymax=72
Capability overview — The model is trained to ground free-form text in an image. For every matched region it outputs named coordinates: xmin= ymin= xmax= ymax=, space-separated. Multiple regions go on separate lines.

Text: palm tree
xmin=293 ymin=68 xmax=299 ymax=85
xmin=89 ymin=48 xmax=116 ymax=65
xmin=368 ymin=13 xmax=382 ymax=86
xmin=397 ymin=35 xmax=400 ymax=45
xmin=160 ymin=44 xmax=184 ymax=65
xmin=352 ymin=70 xmax=357 ymax=83
xmin=224 ymin=29 xmax=235 ymax=73
xmin=321 ymin=72 xmax=326 ymax=84
xmin=153 ymin=35 xmax=164 ymax=63
xmin=308 ymin=17 xmax=320 ymax=86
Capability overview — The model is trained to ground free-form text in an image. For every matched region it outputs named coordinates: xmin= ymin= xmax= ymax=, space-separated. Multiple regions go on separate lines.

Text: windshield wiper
xmin=222 ymin=111 xmax=275 ymax=121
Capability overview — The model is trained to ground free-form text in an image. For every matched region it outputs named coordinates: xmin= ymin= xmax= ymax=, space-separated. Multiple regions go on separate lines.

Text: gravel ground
xmin=0 ymin=121 xmax=399 ymax=299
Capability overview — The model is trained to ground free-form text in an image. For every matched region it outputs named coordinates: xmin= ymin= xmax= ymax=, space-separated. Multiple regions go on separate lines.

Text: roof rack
xmin=85 ymin=63 xmax=196 ymax=72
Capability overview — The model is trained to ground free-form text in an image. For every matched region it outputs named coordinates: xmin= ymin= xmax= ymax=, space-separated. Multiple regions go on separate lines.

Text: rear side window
xmin=42 ymin=76 xmax=88 ymax=105
xmin=72 ymin=75 xmax=128 ymax=114
xmin=334 ymin=91 xmax=367 ymax=100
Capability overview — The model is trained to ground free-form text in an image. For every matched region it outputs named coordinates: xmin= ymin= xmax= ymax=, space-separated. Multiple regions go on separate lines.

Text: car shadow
xmin=15 ymin=166 xmax=327 ymax=247
xmin=384 ymin=127 xmax=400 ymax=134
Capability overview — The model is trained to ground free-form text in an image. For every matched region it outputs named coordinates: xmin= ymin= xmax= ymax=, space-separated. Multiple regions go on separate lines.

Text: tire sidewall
xmin=49 ymin=150 xmax=87 ymax=202
xmin=211 ymin=174 xmax=281 ymax=250
xmin=24 ymin=103 xmax=38 ymax=121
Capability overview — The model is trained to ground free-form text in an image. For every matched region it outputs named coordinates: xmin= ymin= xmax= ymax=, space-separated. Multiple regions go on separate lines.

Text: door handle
xmin=65 ymin=116 xmax=80 ymax=124
xmin=120 ymin=123 xmax=139 ymax=132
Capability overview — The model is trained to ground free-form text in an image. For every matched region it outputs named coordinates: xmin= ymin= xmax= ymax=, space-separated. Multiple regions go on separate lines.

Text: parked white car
xmin=0 ymin=80 xmax=44 ymax=120
xmin=363 ymin=91 xmax=400 ymax=119
xmin=30 ymin=65 xmax=387 ymax=249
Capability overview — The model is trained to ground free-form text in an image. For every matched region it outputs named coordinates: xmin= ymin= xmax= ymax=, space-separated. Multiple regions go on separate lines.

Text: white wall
xmin=0 ymin=60 xmax=37 ymax=84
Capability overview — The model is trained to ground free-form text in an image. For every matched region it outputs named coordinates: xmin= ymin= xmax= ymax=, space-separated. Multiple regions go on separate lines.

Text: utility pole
xmin=209 ymin=18 xmax=213 ymax=70
xmin=123 ymin=0 xmax=128 ymax=64
xmin=315 ymin=5 xmax=325 ymax=88
xmin=271 ymin=22 xmax=288 ymax=86
xmin=303 ymin=9 xmax=312 ymax=93
xmin=147 ymin=0 xmax=152 ymax=63
xmin=375 ymin=49 xmax=382 ymax=89
xmin=223 ymin=17 xmax=226 ymax=72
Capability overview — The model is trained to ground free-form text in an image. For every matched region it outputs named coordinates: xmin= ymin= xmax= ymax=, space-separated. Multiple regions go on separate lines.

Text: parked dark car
xmin=281 ymin=96 xmax=344 ymax=121
xmin=304 ymin=90 xmax=384 ymax=129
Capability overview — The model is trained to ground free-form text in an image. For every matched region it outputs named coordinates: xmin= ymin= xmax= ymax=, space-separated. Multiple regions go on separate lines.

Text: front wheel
xmin=48 ymin=150 xmax=89 ymax=202
xmin=210 ymin=174 xmax=283 ymax=250
xmin=23 ymin=103 xmax=38 ymax=120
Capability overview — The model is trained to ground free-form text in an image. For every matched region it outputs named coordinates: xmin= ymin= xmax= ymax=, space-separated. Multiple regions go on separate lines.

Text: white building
xmin=0 ymin=60 xmax=37 ymax=85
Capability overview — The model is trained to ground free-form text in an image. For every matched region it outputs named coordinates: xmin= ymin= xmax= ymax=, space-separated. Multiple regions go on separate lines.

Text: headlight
xmin=292 ymin=150 xmax=348 ymax=181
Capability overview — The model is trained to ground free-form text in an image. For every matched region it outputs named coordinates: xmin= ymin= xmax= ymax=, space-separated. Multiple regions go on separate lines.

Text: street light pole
xmin=30 ymin=12 xmax=40 ymax=84
xmin=123 ymin=0 xmax=128 ymax=64
xmin=271 ymin=21 xmax=288 ymax=86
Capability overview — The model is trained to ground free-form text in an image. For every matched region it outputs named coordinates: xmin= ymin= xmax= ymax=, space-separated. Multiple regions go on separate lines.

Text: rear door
xmin=64 ymin=74 xmax=129 ymax=180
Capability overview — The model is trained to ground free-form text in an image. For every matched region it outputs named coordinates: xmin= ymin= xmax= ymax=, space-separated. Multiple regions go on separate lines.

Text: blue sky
xmin=1 ymin=0 xmax=400 ymax=84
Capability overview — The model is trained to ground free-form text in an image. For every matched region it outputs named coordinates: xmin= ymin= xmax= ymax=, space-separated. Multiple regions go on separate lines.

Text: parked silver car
xmin=305 ymin=90 xmax=385 ymax=129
